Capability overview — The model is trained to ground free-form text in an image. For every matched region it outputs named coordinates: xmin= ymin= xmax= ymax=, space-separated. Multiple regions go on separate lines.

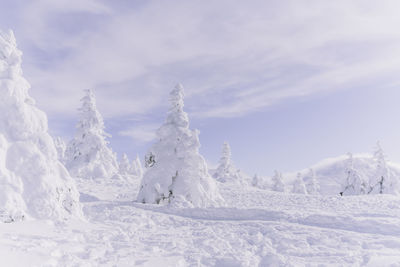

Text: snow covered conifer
xmin=369 ymin=142 xmax=392 ymax=194
xmin=137 ymin=84 xmax=223 ymax=207
xmin=272 ymin=170 xmax=285 ymax=192
xmin=132 ymin=155 xmax=143 ymax=178
xmin=292 ymin=172 xmax=307 ymax=194
xmin=54 ymin=136 xmax=66 ymax=162
xmin=119 ymin=153 xmax=131 ymax=175
xmin=0 ymin=30 xmax=82 ymax=221
xmin=304 ymin=168 xmax=319 ymax=195
xmin=252 ymin=174 xmax=260 ymax=187
xmin=340 ymin=153 xmax=363 ymax=195
xmin=213 ymin=142 xmax=246 ymax=185
xmin=65 ymin=89 xmax=119 ymax=179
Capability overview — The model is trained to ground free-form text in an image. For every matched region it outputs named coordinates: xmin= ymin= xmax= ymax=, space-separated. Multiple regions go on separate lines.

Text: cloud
xmin=118 ymin=123 xmax=159 ymax=143
xmin=3 ymin=0 xmax=400 ymax=123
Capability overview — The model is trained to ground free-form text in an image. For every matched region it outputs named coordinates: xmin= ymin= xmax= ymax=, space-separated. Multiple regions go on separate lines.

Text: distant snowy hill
xmin=283 ymin=154 xmax=400 ymax=195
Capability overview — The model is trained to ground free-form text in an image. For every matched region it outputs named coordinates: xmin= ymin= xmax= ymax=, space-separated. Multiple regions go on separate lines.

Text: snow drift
xmin=0 ymin=30 xmax=82 ymax=221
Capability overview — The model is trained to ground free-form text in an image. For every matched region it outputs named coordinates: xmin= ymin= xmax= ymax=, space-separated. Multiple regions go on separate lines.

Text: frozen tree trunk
xmin=137 ymin=84 xmax=224 ymax=207
xmin=65 ymin=89 xmax=119 ymax=179
xmin=0 ymin=30 xmax=82 ymax=221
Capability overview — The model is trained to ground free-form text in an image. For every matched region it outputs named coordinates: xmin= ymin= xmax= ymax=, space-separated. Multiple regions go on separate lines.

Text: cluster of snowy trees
xmin=340 ymin=143 xmax=398 ymax=196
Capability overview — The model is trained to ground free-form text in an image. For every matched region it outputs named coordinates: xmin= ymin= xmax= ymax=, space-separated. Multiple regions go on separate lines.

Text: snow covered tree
xmin=0 ymin=30 xmax=82 ymax=221
xmin=272 ymin=170 xmax=285 ymax=192
xmin=213 ymin=142 xmax=247 ymax=185
xmin=292 ymin=172 xmax=307 ymax=194
xmin=340 ymin=153 xmax=364 ymax=195
xmin=137 ymin=84 xmax=223 ymax=207
xmin=119 ymin=153 xmax=131 ymax=175
xmin=304 ymin=168 xmax=319 ymax=195
xmin=54 ymin=136 xmax=66 ymax=162
xmin=368 ymin=142 xmax=391 ymax=194
xmin=132 ymin=154 xmax=143 ymax=178
xmin=65 ymin=89 xmax=119 ymax=179
xmin=252 ymin=174 xmax=260 ymax=187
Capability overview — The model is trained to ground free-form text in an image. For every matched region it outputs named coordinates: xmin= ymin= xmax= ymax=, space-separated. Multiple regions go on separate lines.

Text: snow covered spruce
xmin=0 ymin=30 xmax=82 ymax=221
xmin=137 ymin=84 xmax=224 ymax=207
xmin=213 ymin=142 xmax=248 ymax=185
xmin=65 ymin=89 xmax=119 ymax=180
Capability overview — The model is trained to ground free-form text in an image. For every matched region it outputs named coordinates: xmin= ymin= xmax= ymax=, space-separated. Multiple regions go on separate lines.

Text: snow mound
xmin=65 ymin=89 xmax=119 ymax=179
xmin=0 ymin=29 xmax=82 ymax=221
xmin=137 ymin=84 xmax=224 ymax=207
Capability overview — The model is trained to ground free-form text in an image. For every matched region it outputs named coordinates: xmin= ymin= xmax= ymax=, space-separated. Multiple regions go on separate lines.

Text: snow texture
xmin=137 ymin=84 xmax=223 ymax=207
xmin=0 ymin=30 xmax=82 ymax=221
xmin=65 ymin=89 xmax=119 ymax=180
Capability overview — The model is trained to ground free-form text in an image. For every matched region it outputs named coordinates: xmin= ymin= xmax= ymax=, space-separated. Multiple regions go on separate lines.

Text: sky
xmin=1 ymin=0 xmax=400 ymax=176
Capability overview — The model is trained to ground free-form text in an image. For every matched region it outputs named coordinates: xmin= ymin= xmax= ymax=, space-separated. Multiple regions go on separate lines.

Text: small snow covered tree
xmin=137 ymin=84 xmax=223 ymax=207
xmin=54 ymin=136 xmax=66 ymax=162
xmin=272 ymin=170 xmax=285 ymax=192
xmin=213 ymin=142 xmax=246 ymax=185
xmin=119 ymin=153 xmax=131 ymax=175
xmin=292 ymin=172 xmax=307 ymax=194
xmin=132 ymin=154 xmax=143 ymax=178
xmin=65 ymin=89 xmax=119 ymax=179
xmin=304 ymin=168 xmax=319 ymax=195
xmin=368 ymin=142 xmax=390 ymax=194
xmin=340 ymin=153 xmax=363 ymax=196
xmin=0 ymin=30 xmax=82 ymax=221
xmin=252 ymin=174 xmax=260 ymax=187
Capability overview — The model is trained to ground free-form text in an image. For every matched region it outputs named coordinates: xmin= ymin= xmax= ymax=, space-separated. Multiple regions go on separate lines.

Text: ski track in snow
xmin=0 ymin=182 xmax=399 ymax=266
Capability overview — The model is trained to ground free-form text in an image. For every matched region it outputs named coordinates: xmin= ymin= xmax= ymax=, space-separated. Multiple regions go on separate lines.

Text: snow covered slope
xmin=1 ymin=181 xmax=400 ymax=266
xmin=295 ymin=154 xmax=400 ymax=196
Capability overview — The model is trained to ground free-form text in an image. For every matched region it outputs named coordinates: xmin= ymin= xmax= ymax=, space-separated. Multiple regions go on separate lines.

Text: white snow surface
xmin=1 ymin=179 xmax=400 ymax=266
xmin=0 ymin=30 xmax=81 ymax=221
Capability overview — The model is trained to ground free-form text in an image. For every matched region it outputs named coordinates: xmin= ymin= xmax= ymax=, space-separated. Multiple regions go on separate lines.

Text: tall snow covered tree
xmin=65 ymin=89 xmax=119 ymax=179
xmin=137 ymin=84 xmax=223 ymax=207
xmin=0 ymin=30 xmax=82 ymax=221
xmin=213 ymin=142 xmax=246 ymax=185
xmin=304 ymin=168 xmax=319 ymax=195
xmin=272 ymin=170 xmax=285 ymax=192
xmin=292 ymin=172 xmax=307 ymax=194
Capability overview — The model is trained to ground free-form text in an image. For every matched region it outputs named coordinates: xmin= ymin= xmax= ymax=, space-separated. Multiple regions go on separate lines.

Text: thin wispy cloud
xmin=2 ymin=0 xmax=400 ymax=122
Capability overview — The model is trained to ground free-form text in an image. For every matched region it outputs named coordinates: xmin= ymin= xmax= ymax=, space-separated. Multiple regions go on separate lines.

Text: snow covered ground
xmin=1 ymin=179 xmax=400 ymax=267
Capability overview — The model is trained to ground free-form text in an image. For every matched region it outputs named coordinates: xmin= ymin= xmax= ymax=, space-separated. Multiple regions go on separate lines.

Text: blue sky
xmin=2 ymin=0 xmax=400 ymax=176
